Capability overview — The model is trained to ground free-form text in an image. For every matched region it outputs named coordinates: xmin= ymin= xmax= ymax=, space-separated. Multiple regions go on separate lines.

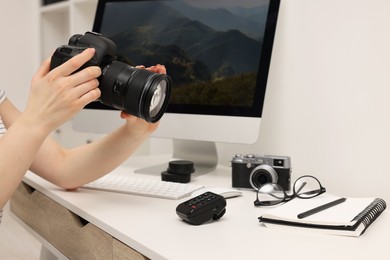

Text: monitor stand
xmin=134 ymin=139 xmax=218 ymax=177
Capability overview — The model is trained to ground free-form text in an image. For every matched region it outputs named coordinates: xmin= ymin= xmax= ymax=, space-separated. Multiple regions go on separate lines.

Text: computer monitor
xmin=72 ymin=0 xmax=280 ymax=175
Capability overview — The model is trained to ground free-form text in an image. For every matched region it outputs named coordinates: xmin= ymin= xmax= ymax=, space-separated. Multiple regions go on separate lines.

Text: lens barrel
xmin=249 ymin=164 xmax=278 ymax=190
xmin=99 ymin=61 xmax=171 ymax=123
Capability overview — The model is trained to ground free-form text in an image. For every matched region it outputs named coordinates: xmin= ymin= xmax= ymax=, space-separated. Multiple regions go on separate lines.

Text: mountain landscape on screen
xmin=101 ymin=1 xmax=269 ymax=106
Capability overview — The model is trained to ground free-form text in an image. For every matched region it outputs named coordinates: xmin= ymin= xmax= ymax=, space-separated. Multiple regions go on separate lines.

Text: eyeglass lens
xmin=257 ymin=183 xmax=286 ymax=205
xmin=256 ymin=175 xmax=324 ymax=206
xmin=294 ymin=176 xmax=322 ymax=199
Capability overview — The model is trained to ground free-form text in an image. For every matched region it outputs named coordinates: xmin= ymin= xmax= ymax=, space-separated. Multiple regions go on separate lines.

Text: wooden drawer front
xmin=10 ymin=182 xmax=148 ymax=260
xmin=113 ymin=239 xmax=149 ymax=260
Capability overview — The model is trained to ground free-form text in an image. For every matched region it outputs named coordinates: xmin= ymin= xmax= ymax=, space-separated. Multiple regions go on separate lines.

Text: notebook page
xmin=261 ymin=195 xmax=375 ymax=226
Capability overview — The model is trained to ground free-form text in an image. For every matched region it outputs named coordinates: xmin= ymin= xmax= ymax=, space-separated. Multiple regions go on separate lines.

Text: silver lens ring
xmin=249 ymin=164 xmax=279 ymax=190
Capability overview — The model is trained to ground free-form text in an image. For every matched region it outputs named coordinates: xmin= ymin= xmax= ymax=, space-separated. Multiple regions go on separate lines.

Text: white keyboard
xmin=82 ymin=175 xmax=204 ymax=200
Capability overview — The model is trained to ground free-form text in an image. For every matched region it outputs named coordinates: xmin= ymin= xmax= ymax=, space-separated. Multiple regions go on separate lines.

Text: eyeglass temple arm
xmin=295 ymin=182 xmax=307 ymax=193
xmin=300 ymin=187 xmax=326 ymax=196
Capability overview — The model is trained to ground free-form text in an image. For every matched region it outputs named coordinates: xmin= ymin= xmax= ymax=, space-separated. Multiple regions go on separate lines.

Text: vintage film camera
xmin=50 ymin=31 xmax=172 ymax=123
xmin=231 ymin=154 xmax=291 ymax=191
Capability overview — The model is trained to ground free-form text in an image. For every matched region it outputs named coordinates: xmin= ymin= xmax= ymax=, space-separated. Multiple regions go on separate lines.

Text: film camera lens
xmin=50 ymin=31 xmax=172 ymax=123
xmin=249 ymin=164 xmax=278 ymax=190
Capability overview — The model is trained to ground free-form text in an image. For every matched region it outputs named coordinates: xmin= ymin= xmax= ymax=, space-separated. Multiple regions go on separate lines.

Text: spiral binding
xmin=351 ymin=198 xmax=387 ymax=234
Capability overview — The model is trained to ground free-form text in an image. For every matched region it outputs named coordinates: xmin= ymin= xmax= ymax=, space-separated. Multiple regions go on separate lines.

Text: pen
xmin=297 ymin=197 xmax=347 ymax=219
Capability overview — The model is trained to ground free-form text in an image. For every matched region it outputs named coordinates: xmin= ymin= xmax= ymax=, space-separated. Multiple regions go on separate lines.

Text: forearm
xmin=31 ymin=123 xmax=150 ymax=189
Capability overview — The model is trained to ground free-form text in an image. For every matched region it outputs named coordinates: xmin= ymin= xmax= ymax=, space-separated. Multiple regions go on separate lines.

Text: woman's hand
xmin=120 ymin=112 xmax=160 ymax=137
xmin=24 ymin=48 xmax=101 ymax=133
xmin=135 ymin=64 xmax=167 ymax=74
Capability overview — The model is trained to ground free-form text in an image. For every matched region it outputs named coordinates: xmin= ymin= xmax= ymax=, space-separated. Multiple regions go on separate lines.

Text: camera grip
xmin=50 ymin=46 xmax=89 ymax=71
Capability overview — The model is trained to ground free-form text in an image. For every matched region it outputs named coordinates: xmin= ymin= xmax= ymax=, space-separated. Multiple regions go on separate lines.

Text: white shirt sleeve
xmin=0 ymin=89 xmax=6 ymax=135
xmin=0 ymin=89 xmax=6 ymax=219
xmin=0 ymin=89 xmax=6 ymax=104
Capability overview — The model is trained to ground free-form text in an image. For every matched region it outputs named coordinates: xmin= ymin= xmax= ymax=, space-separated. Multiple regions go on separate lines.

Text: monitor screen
xmin=73 ymin=0 xmax=280 ymax=175
xmin=88 ymin=0 xmax=279 ymax=119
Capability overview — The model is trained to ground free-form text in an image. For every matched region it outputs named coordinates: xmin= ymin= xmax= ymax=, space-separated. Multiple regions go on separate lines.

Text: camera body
xmin=50 ymin=31 xmax=117 ymax=71
xmin=50 ymin=31 xmax=171 ymax=123
xmin=231 ymin=154 xmax=291 ymax=191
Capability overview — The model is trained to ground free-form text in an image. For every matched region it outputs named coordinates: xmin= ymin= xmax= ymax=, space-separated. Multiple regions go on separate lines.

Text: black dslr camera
xmin=231 ymin=154 xmax=291 ymax=191
xmin=50 ymin=31 xmax=172 ymax=123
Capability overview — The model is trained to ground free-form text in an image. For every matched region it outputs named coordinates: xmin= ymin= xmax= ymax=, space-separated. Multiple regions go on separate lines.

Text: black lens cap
xmin=161 ymin=171 xmax=191 ymax=183
xmin=167 ymin=160 xmax=195 ymax=175
xmin=161 ymin=160 xmax=195 ymax=183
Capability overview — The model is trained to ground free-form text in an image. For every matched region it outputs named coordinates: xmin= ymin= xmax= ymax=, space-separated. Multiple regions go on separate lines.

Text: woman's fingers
xmin=49 ymin=48 xmax=97 ymax=77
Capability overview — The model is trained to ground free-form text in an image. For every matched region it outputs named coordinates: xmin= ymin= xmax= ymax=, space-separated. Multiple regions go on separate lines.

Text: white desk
xmin=10 ymin=155 xmax=390 ymax=260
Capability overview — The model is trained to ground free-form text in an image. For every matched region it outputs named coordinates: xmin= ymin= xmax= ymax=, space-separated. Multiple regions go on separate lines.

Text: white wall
xmin=214 ymin=0 xmax=390 ymax=202
xmin=0 ymin=0 xmax=39 ymax=110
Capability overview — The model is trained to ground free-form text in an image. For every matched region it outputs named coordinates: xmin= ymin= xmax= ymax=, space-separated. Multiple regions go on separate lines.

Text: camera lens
xmin=249 ymin=164 xmax=278 ymax=190
xmin=99 ymin=61 xmax=171 ymax=123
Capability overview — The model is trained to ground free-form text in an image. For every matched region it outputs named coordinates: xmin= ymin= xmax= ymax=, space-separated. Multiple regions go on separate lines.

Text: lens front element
xmin=149 ymin=81 xmax=167 ymax=118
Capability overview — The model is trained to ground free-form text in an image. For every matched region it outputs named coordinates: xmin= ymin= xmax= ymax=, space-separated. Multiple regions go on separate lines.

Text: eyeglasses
xmin=254 ymin=175 xmax=326 ymax=206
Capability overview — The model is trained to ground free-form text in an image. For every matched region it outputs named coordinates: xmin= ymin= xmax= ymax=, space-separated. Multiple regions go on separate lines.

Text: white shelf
xmin=38 ymin=0 xmax=101 ymax=148
xmin=40 ymin=10 xmax=70 ymax=59
xmin=73 ymin=0 xmax=95 ymax=4
xmin=70 ymin=0 xmax=98 ymax=34
xmin=38 ymin=0 xmax=97 ymax=60
xmin=40 ymin=1 xmax=69 ymax=14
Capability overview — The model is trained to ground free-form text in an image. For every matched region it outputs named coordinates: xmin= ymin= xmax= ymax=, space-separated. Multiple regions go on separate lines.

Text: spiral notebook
xmin=258 ymin=195 xmax=387 ymax=237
